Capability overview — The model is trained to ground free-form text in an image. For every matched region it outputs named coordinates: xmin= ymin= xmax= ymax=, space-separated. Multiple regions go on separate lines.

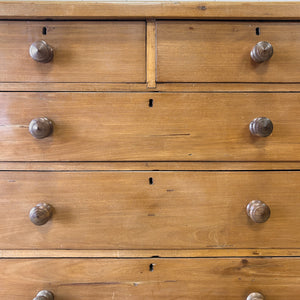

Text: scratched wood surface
xmin=1 ymin=258 xmax=300 ymax=299
xmin=1 ymin=171 xmax=299 ymax=249
xmin=0 ymin=92 xmax=300 ymax=161
xmin=0 ymin=21 xmax=145 ymax=83
xmin=157 ymin=21 xmax=300 ymax=83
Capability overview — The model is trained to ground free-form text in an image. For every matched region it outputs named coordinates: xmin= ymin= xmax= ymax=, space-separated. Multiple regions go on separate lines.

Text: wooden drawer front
xmin=1 ymin=258 xmax=299 ymax=299
xmin=0 ymin=92 xmax=299 ymax=161
xmin=1 ymin=171 xmax=299 ymax=249
xmin=157 ymin=21 xmax=300 ymax=83
xmin=0 ymin=21 xmax=145 ymax=83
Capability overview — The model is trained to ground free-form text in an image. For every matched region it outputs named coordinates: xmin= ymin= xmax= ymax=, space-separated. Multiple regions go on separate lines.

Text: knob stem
xmin=29 ymin=203 xmax=53 ymax=226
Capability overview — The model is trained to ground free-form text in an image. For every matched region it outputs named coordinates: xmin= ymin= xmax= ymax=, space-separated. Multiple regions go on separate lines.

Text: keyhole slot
xmin=149 ymin=263 xmax=155 ymax=272
xmin=149 ymin=99 xmax=153 ymax=107
xmin=149 ymin=177 xmax=153 ymax=185
xmin=256 ymin=27 xmax=260 ymax=36
xmin=42 ymin=27 xmax=47 ymax=35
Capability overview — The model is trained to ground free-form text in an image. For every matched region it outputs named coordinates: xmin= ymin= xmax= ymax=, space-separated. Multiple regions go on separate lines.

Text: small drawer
xmin=0 ymin=258 xmax=299 ymax=299
xmin=0 ymin=171 xmax=299 ymax=249
xmin=0 ymin=92 xmax=299 ymax=161
xmin=157 ymin=21 xmax=300 ymax=83
xmin=0 ymin=21 xmax=145 ymax=83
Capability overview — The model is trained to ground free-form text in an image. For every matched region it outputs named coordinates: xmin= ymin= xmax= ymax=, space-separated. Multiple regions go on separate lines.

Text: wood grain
xmin=0 ymin=82 xmax=299 ymax=92
xmin=157 ymin=21 xmax=300 ymax=83
xmin=146 ymin=19 xmax=156 ymax=89
xmin=156 ymin=83 xmax=300 ymax=93
xmin=0 ymin=171 xmax=299 ymax=249
xmin=1 ymin=249 xmax=300 ymax=258
xmin=0 ymin=258 xmax=299 ymax=299
xmin=0 ymin=1 xmax=299 ymax=20
xmin=0 ymin=92 xmax=300 ymax=161
xmin=0 ymin=162 xmax=300 ymax=171
xmin=0 ymin=2 xmax=298 ymax=296
xmin=0 ymin=21 xmax=145 ymax=83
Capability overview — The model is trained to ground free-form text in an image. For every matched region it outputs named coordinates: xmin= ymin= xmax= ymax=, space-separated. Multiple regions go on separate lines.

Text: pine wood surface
xmin=0 ymin=21 xmax=145 ymax=83
xmin=0 ymin=92 xmax=299 ymax=161
xmin=1 ymin=258 xmax=300 ymax=299
xmin=146 ymin=19 xmax=156 ymax=89
xmin=0 ymin=171 xmax=299 ymax=249
xmin=0 ymin=3 xmax=298 ymax=297
xmin=2 ymin=249 xmax=300 ymax=258
xmin=157 ymin=21 xmax=300 ymax=83
xmin=0 ymin=1 xmax=299 ymax=20
xmin=0 ymin=162 xmax=300 ymax=171
xmin=0 ymin=83 xmax=299 ymax=92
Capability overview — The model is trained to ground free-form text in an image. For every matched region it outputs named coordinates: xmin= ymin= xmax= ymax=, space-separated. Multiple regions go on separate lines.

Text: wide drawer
xmin=0 ymin=92 xmax=299 ymax=161
xmin=1 ymin=171 xmax=299 ymax=249
xmin=1 ymin=258 xmax=299 ymax=299
xmin=157 ymin=21 xmax=300 ymax=82
xmin=0 ymin=21 xmax=145 ymax=83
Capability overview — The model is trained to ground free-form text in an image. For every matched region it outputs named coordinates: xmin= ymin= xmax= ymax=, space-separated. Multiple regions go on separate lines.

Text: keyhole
xmin=149 ymin=177 xmax=153 ymax=185
xmin=256 ymin=27 xmax=260 ymax=36
xmin=149 ymin=263 xmax=155 ymax=272
xmin=149 ymin=99 xmax=153 ymax=107
xmin=42 ymin=27 xmax=47 ymax=35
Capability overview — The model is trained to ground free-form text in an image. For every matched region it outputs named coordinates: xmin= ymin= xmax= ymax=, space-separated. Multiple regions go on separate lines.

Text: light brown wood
xmin=146 ymin=19 xmax=156 ymax=89
xmin=2 ymin=249 xmax=300 ymax=258
xmin=157 ymin=21 xmax=300 ymax=83
xmin=0 ymin=162 xmax=300 ymax=171
xmin=1 ymin=92 xmax=300 ymax=161
xmin=0 ymin=258 xmax=299 ymax=299
xmin=0 ymin=171 xmax=299 ymax=249
xmin=0 ymin=82 xmax=299 ymax=92
xmin=156 ymin=83 xmax=300 ymax=93
xmin=0 ymin=2 xmax=298 ymax=297
xmin=0 ymin=21 xmax=145 ymax=83
xmin=0 ymin=2 xmax=299 ymax=20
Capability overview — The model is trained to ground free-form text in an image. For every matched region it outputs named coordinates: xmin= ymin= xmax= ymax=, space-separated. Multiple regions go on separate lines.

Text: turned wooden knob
xmin=247 ymin=292 xmax=265 ymax=300
xmin=29 ymin=117 xmax=53 ymax=139
xmin=250 ymin=41 xmax=273 ymax=63
xmin=249 ymin=117 xmax=273 ymax=137
xmin=247 ymin=200 xmax=270 ymax=223
xmin=33 ymin=290 xmax=54 ymax=300
xmin=29 ymin=40 xmax=53 ymax=63
xmin=29 ymin=203 xmax=54 ymax=226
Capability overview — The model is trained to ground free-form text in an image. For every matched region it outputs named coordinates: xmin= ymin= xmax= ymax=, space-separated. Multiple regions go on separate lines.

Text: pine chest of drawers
xmin=0 ymin=1 xmax=299 ymax=299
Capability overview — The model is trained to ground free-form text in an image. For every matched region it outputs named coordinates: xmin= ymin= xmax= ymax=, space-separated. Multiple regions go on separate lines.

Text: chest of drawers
xmin=0 ymin=1 xmax=299 ymax=299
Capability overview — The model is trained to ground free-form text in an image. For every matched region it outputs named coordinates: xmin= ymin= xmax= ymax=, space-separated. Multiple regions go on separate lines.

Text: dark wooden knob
xmin=250 ymin=41 xmax=273 ymax=63
xmin=29 ymin=40 xmax=53 ymax=63
xmin=247 ymin=200 xmax=270 ymax=224
xmin=29 ymin=203 xmax=53 ymax=226
xmin=29 ymin=117 xmax=53 ymax=139
xmin=33 ymin=290 xmax=54 ymax=300
xmin=246 ymin=292 xmax=265 ymax=300
xmin=249 ymin=117 xmax=273 ymax=137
